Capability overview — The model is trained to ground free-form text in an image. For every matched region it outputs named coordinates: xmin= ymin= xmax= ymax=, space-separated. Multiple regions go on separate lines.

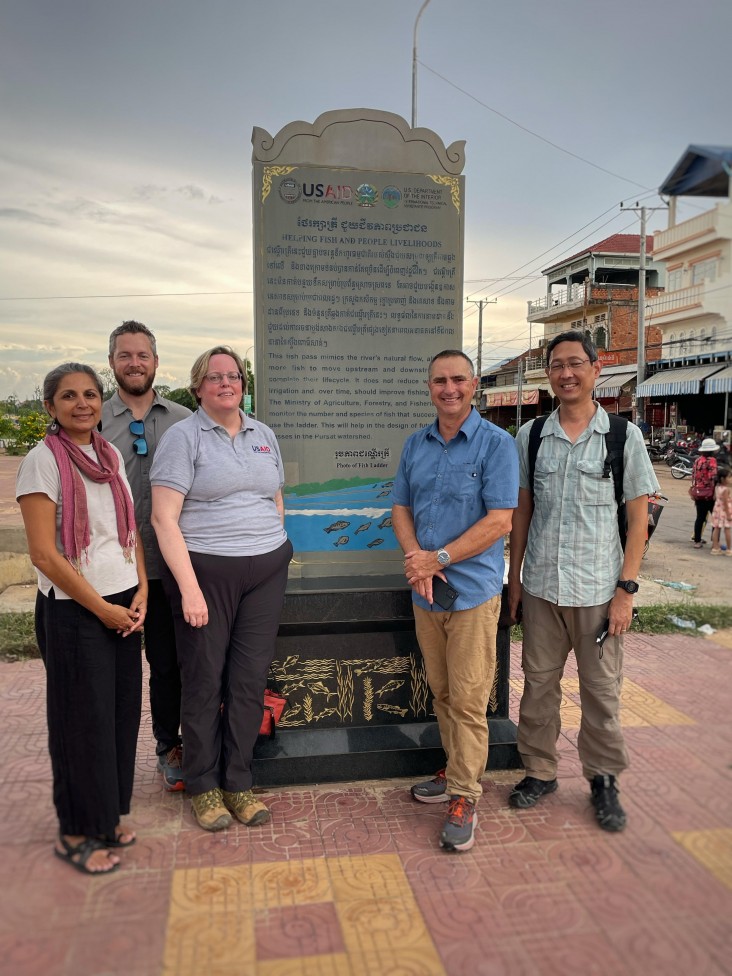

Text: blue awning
xmin=704 ymin=366 xmax=732 ymax=394
xmin=660 ymin=145 xmax=732 ymax=198
xmin=594 ymin=367 xmax=637 ymax=399
xmin=636 ymin=364 xmax=723 ymax=397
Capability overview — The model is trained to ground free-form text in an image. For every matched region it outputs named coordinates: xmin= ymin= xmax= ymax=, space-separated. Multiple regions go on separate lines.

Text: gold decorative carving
xmin=428 ymin=175 xmax=461 ymax=213
xmin=261 ymin=165 xmax=297 ymax=203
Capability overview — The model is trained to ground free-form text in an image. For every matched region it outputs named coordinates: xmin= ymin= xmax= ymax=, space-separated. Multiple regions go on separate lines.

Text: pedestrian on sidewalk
xmin=690 ymin=439 xmax=719 ymax=548
xmin=16 ymin=363 xmax=147 ymax=874
xmin=151 ymin=346 xmax=292 ymax=833
xmin=102 ymin=320 xmax=191 ymax=791
xmin=710 ymin=467 xmax=732 ymax=556
xmin=508 ymin=331 xmax=658 ymax=832
xmin=392 ymin=349 xmax=518 ymax=852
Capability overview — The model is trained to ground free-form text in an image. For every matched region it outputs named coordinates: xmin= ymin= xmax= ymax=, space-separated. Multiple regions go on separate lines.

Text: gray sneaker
xmin=439 ymin=796 xmax=477 ymax=852
xmin=411 ymin=768 xmax=448 ymax=804
xmin=156 ymin=745 xmax=185 ymax=792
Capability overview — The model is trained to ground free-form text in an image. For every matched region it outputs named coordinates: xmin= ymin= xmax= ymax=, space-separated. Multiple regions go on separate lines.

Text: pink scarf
xmin=44 ymin=427 xmax=136 ymax=571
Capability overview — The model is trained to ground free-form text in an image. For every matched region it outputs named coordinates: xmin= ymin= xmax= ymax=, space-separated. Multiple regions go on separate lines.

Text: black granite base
xmin=252 ymin=575 xmax=521 ymax=787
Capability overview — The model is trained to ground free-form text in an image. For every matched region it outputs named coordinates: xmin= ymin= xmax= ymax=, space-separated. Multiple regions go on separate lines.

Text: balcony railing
xmin=527 ymin=283 xmax=585 ymax=316
xmin=653 ymin=209 xmax=718 ymax=255
xmin=647 ymin=284 xmax=704 ymax=318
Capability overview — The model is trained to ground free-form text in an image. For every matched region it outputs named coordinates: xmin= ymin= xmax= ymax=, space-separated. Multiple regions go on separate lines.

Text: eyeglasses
xmin=129 ymin=420 xmax=148 ymax=456
xmin=204 ymin=372 xmax=243 ymax=385
xmin=547 ymin=358 xmax=591 ymax=374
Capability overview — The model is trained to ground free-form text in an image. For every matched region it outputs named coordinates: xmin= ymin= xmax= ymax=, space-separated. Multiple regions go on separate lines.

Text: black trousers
xmin=694 ymin=497 xmax=715 ymax=542
xmin=144 ymin=578 xmax=182 ymax=756
xmin=35 ymin=588 xmax=142 ymax=837
xmin=164 ymin=539 xmax=292 ymax=796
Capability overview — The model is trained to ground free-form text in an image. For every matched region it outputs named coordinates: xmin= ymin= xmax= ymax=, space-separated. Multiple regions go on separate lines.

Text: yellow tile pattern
xmin=164 ymin=854 xmax=445 ymax=976
xmin=672 ymin=829 xmax=732 ymax=890
xmin=510 ymin=677 xmax=694 ymax=728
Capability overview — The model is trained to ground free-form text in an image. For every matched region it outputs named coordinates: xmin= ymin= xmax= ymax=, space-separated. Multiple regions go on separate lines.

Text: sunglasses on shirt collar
xmin=129 ymin=420 xmax=148 ymax=456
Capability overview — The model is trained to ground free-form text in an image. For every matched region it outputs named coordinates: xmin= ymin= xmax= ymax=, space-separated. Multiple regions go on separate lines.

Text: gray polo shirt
xmin=149 ymin=407 xmax=287 ymax=557
xmin=102 ymin=390 xmax=191 ymax=579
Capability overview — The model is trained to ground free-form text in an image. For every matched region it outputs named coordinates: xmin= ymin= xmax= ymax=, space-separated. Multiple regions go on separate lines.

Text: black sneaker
xmin=590 ymin=774 xmax=627 ymax=832
xmin=439 ymin=796 xmax=477 ymax=852
xmin=411 ymin=768 xmax=448 ymax=804
xmin=508 ymin=776 xmax=558 ymax=808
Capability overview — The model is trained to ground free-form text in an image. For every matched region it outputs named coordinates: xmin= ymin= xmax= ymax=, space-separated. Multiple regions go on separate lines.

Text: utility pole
xmin=620 ymin=202 xmax=667 ymax=426
xmin=466 ymin=297 xmax=497 ymax=408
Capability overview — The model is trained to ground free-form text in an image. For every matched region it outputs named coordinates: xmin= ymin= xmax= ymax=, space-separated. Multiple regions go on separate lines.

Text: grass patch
xmin=2 ymin=604 xmax=732 ymax=664
xmin=510 ymin=603 xmax=732 ymax=642
xmin=0 ymin=612 xmax=38 ymax=661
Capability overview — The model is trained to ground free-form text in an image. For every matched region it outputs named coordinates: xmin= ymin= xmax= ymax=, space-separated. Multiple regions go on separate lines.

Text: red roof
xmin=543 ymin=234 xmax=654 ymax=275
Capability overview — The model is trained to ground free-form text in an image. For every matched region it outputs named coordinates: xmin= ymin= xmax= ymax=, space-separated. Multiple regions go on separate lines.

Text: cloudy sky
xmin=1 ymin=0 xmax=729 ymax=399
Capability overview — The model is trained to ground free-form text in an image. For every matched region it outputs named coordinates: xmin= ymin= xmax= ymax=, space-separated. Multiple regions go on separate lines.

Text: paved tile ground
xmin=1 ymin=632 xmax=731 ymax=976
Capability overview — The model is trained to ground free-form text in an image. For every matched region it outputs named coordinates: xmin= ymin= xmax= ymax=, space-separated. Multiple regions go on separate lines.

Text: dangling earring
xmin=49 ymin=419 xmax=59 ymax=433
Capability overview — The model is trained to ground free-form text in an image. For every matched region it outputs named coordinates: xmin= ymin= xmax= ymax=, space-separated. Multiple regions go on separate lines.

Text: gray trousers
xmin=517 ymin=591 xmax=629 ymax=781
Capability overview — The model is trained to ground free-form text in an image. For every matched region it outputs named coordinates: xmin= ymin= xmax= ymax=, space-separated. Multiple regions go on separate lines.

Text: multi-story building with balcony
xmin=637 ymin=146 xmax=732 ymax=434
xmin=519 ymin=235 xmax=664 ymax=420
xmin=526 ymin=234 xmax=664 ymax=361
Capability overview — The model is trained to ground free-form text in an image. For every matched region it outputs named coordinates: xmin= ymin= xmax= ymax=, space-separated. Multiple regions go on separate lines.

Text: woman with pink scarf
xmin=16 ymin=363 xmax=147 ymax=875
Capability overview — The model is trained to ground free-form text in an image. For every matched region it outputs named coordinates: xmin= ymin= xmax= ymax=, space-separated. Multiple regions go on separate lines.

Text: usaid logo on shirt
xmin=252 ymin=445 xmax=271 ymax=454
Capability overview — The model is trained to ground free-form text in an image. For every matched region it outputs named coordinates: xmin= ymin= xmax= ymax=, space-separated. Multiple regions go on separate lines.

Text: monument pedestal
xmin=252 ymin=576 xmax=520 ymax=787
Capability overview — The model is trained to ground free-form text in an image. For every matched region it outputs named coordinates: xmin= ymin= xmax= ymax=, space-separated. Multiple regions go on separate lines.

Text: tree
xmin=6 ymin=412 xmax=47 ymax=454
xmin=167 ymin=388 xmax=197 ymax=411
xmin=97 ymin=367 xmax=118 ymax=401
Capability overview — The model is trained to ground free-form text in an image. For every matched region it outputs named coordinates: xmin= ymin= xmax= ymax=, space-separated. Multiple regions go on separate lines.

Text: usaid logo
xmin=252 ymin=445 xmax=271 ymax=454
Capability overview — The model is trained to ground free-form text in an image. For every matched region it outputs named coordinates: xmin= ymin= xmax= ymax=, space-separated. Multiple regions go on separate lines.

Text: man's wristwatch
xmin=617 ymin=579 xmax=639 ymax=594
xmin=436 ymin=548 xmax=451 ymax=567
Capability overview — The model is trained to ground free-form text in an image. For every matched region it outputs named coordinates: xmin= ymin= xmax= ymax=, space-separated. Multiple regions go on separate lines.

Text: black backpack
xmin=528 ymin=414 xmax=628 ymax=549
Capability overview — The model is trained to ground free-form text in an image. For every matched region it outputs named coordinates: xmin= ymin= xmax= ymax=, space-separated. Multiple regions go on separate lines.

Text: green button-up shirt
xmin=516 ymin=406 xmax=659 ymax=607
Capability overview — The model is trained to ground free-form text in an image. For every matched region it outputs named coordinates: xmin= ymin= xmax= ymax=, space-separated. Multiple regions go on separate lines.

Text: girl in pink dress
xmin=710 ymin=468 xmax=732 ymax=555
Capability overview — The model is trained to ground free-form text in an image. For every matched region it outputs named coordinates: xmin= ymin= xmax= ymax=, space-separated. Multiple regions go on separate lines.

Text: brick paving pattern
xmin=1 ymin=631 xmax=731 ymax=975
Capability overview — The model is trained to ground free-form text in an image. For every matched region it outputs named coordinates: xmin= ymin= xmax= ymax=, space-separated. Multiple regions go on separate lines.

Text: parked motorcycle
xmin=670 ymin=454 xmax=694 ymax=479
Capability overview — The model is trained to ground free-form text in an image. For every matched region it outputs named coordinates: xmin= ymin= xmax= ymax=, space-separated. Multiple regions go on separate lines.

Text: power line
xmin=419 ymin=59 xmax=651 ymax=191
xmin=465 ymin=190 xmax=660 ymax=302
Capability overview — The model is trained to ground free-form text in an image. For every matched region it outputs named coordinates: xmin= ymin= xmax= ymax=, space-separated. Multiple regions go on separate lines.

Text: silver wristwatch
xmin=437 ymin=548 xmax=451 ymax=567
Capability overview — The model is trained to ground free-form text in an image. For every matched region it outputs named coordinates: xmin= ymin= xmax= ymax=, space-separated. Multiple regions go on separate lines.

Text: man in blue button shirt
xmin=392 ymin=350 xmax=519 ymax=851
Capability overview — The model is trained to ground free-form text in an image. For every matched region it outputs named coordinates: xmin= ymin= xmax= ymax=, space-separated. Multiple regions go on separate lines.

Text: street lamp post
xmin=411 ymin=0 xmax=432 ymax=128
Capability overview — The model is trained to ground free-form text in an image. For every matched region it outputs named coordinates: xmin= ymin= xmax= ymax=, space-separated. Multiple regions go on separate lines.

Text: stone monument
xmin=250 ymin=110 xmax=518 ymax=784
xmin=252 ymin=108 xmax=465 ymax=578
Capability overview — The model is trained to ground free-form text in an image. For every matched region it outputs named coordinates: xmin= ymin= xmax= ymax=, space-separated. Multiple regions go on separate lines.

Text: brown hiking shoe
xmin=222 ymin=790 xmax=271 ymax=826
xmin=190 ymin=788 xmax=232 ymax=832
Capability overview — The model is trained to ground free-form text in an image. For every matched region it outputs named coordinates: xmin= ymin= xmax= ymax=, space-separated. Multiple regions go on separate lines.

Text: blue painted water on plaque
xmin=284 ymin=480 xmax=398 ymax=552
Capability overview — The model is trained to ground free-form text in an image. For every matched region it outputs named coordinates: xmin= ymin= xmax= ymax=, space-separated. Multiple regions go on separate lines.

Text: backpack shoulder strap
xmin=603 ymin=414 xmax=628 ymax=548
xmin=528 ymin=415 xmax=548 ymax=494
xmin=603 ymin=414 xmax=628 ymax=508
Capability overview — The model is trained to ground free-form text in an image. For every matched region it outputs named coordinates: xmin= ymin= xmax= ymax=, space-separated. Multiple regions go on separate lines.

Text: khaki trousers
xmin=414 ymin=595 xmax=501 ymax=804
xmin=518 ymin=591 xmax=629 ymax=781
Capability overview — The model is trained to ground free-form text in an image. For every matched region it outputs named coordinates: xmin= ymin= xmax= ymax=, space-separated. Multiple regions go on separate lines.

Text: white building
xmin=638 ymin=146 xmax=732 ymax=431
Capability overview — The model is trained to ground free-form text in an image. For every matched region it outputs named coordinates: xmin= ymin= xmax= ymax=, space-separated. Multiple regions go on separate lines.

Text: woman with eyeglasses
xmin=150 ymin=346 xmax=292 ymax=832
xmin=15 ymin=363 xmax=147 ymax=875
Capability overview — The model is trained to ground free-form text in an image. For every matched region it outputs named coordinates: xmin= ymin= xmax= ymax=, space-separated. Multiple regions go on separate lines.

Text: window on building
xmin=679 ymin=331 xmax=686 ymax=354
xmin=668 ymin=268 xmax=684 ymax=291
xmin=668 ymin=333 xmax=676 ymax=356
xmin=571 ymin=319 xmax=583 ymax=329
xmin=595 ymin=326 xmax=607 ymax=349
xmin=593 ymin=313 xmax=606 ymax=324
xmin=691 ymin=257 xmax=718 ymax=285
